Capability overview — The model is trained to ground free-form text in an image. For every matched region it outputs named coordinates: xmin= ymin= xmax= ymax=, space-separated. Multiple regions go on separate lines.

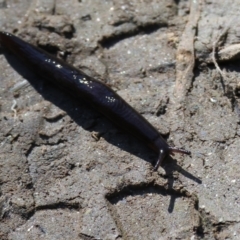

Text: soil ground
xmin=0 ymin=0 xmax=240 ymax=239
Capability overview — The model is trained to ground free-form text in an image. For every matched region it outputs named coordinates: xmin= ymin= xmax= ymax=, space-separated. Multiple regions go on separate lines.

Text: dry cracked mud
xmin=0 ymin=0 xmax=240 ymax=239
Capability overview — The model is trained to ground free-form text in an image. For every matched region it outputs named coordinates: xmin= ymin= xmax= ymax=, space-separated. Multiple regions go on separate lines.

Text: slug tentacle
xmin=0 ymin=31 xmax=191 ymax=170
xmin=169 ymin=146 xmax=191 ymax=156
xmin=154 ymin=149 xmax=167 ymax=171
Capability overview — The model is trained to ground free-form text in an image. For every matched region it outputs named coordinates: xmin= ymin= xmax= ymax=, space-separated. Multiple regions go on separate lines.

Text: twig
xmin=10 ymin=99 xmax=17 ymax=119
xmin=211 ymin=25 xmax=230 ymax=81
xmin=174 ymin=0 xmax=201 ymax=102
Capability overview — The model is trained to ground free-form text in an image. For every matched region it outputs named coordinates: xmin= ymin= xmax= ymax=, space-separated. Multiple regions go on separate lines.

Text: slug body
xmin=0 ymin=31 xmax=190 ymax=170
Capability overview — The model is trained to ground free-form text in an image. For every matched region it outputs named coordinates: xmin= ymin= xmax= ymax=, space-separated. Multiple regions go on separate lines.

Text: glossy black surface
xmin=0 ymin=31 xmax=190 ymax=170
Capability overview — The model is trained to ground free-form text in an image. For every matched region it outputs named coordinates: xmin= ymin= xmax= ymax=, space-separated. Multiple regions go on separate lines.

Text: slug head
xmin=154 ymin=146 xmax=191 ymax=171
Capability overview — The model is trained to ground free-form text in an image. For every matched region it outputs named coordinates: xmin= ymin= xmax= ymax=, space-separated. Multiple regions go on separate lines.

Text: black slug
xmin=0 ymin=31 xmax=190 ymax=170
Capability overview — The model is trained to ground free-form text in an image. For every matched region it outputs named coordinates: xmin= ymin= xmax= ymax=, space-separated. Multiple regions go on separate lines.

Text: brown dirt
xmin=0 ymin=0 xmax=240 ymax=239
